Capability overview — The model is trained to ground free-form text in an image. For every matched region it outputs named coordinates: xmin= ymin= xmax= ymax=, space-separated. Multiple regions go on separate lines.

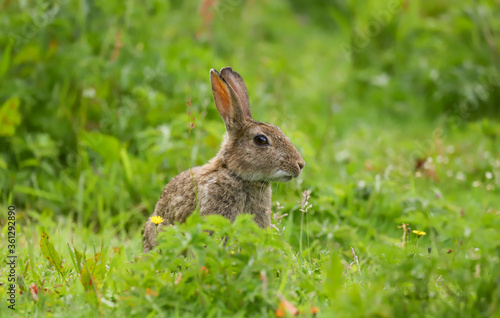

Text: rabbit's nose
xmin=297 ymin=160 xmax=305 ymax=171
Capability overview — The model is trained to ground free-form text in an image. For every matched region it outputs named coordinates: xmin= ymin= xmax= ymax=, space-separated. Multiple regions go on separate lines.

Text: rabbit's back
xmin=157 ymin=167 xmax=200 ymax=224
xmin=142 ymin=167 xmax=200 ymax=252
xmin=154 ymin=163 xmax=272 ymax=224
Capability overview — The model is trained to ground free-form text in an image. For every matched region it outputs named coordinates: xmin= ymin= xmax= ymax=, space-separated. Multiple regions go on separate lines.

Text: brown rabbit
xmin=142 ymin=67 xmax=305 ymax=252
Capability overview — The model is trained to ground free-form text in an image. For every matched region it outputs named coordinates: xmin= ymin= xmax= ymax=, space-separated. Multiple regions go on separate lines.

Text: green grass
xmin=1 ymin=0 xmax=500 ymax=317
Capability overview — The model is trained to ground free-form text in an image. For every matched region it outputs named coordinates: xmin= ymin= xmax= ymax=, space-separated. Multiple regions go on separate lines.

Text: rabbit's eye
xmin=254 ymin=135 xmax=269 ymax=146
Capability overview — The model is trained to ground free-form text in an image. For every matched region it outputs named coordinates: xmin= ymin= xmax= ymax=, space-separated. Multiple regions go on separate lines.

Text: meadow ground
xmin=1 ymin=1 xmax=500 ymax=317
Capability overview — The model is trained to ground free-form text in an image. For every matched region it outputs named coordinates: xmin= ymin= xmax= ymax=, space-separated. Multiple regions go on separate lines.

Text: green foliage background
xmin=1 ymin=0 xmax=500 ymax=317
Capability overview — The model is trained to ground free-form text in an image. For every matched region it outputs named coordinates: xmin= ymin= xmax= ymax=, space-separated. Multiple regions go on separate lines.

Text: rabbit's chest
xmin=242 ymin=183 xmax=271 ymax=211
xmin=196 ymin=171 xmax=272 ymax=228
xmin=241 ymin=182 xmax=272 ymax=228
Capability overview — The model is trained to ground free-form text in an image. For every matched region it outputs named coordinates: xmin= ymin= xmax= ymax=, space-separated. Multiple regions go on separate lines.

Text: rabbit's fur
xmin=143 ymin=67 xmax=305 ymax=252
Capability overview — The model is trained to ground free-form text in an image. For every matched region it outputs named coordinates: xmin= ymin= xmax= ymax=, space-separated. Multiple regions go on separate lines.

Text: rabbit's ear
xmin=220 ymin=67 xmax=252 ymax=119
xmin=210 ymin=69 xmax=249 ymax=133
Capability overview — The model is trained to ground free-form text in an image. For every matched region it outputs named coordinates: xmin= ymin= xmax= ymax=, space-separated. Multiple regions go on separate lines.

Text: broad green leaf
xmin=0 ymin=96 xmax=21 ymax=136
xmin=13 ymin=44 xmax=41 ymax=64
xmin=120 ymin=147 xmax=133 ymax=184
xmin=81 ymin=251 xmax=107 ymax=291
xmin=40 ymin=231 xmax=64 ymax=279
xmin=80 ymin=131 xmax=121 ymax=163
xmin=323 ymin=252 xmax=343 ymax=300
xmin=0 ymin=42 xmax=11 ymax=77
xmin=0 ymin=156 xmax=7 ymax=169
xmin=19 ymin=158 xmax=39 ymax=168
xmin=74 ymin=246 xmax=83 ymax=271
xmin=81 ymin=260 xmax=103 ymax=314
xmin=14 ymin=185 xmax=63 ymax=202
xmin=80 ymin=251 xmax=108 ymax=314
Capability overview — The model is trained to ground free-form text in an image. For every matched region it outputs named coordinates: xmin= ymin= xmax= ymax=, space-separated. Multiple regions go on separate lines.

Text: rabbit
xmin=142 ymin=67 xmax=305 ymax=252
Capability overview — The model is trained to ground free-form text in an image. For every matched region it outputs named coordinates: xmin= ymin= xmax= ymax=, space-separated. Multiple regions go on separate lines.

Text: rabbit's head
xmin=210 ymin=67 xmax=305 ymax=182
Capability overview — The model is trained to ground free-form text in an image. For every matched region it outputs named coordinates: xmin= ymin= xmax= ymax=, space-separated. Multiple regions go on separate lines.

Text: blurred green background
xmin=1 ymin=0 xmax=499 ymax=224
xmin=1 ymin=0 xmax=500 ymax=317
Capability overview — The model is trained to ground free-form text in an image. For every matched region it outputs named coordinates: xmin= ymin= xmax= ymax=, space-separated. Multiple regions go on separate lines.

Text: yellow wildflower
xmin=150 ymin=216 xmax=164 ymax=225
xmin=412 ymin=230 xmax=427 ymax=237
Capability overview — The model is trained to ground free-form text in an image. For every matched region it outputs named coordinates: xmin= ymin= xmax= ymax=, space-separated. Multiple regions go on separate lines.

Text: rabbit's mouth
xmin=278 ymin=176 xmax=293 ymax=182
xmin=271 ymin=169 xmax=295 ymax=182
